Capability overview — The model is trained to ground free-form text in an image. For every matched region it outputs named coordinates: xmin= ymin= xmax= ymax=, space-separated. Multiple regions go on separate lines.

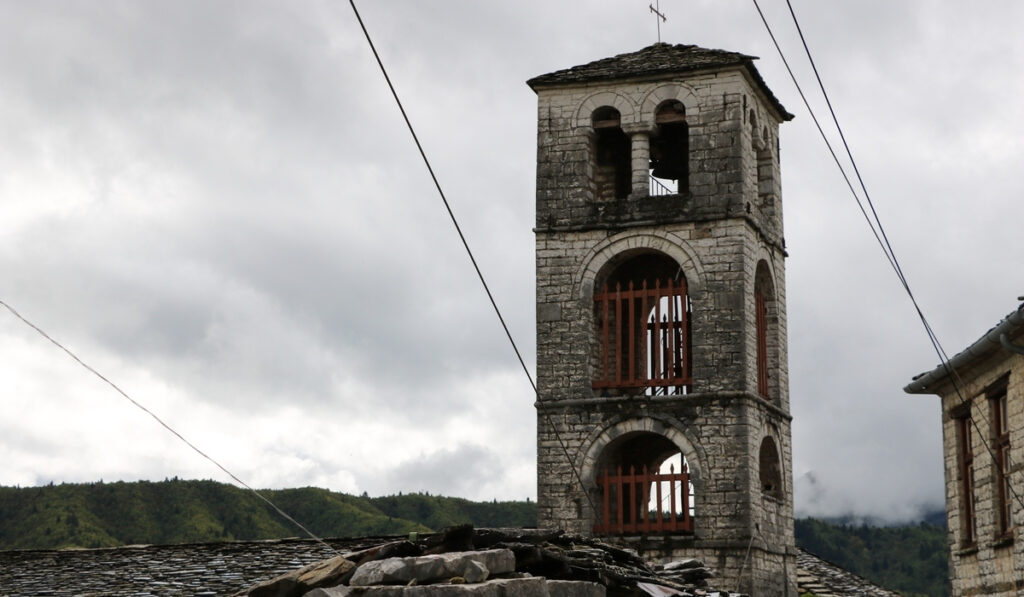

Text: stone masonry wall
xmin=939 ymin=350 xmax=1024 ymax=596
xmin=533 ymin=65 xmax=795 ymax=595
xmin=534 ymin=70 xmax=786 ymax=249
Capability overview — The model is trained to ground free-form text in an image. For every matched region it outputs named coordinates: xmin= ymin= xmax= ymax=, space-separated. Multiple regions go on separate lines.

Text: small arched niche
xmin=759 ymin=435 xmax=783 ymax=499
xmin=592 ymin=431 xmax=695 ymax=534
xmin=757 ymin=125 xmax=775 ymax=207
xmin=650 ymin=101 xmax=689 ymax=193
xmin=754 ymin=260 xmax=778 ymax=403
xmin=591 ymin=106 xmax=630 ymax=200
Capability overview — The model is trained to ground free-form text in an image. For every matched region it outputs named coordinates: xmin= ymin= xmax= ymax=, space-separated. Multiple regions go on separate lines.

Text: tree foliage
xmin=0 ymin=480 xmax=535 ymax=550
xmin=0 ymin=480 xmax=948 ymax=597
xmin=794 ymin=517 xmax=949 ymax=597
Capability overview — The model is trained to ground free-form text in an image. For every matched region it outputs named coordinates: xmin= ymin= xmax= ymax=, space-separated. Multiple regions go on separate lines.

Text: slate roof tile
xmin=527 ymin=43 xmax=793 ymax=120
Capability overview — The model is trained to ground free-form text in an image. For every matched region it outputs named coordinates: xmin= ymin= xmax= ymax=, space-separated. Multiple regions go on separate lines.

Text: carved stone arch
xmin=574 ymin=91 xmax=638 ymax=129
xmin=753 ymin=253 xmax=781 ymax=404
xmin=751 ymin=247 xmax=778 ymax=292
xmin=639 ymin=83 xmax=699 ymax=124
xmin=576 ymin=414 xmax=706 ymax=489
xmin=576 ymin=230 xmax=706 ymax=301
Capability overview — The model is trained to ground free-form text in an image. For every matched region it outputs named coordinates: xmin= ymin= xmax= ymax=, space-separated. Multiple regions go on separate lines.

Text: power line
xmin=778 ymin=0 xmax=1024 ymax=514
xmin=345 ymin=0 xmax=601 ymax=524
xmin=752 ymin=0 xmax=1024 ymax=513
xmin=0 ymin=299 xmax=340 ymax=555
xmin=748 ymin=0 xmax=899 ymax=279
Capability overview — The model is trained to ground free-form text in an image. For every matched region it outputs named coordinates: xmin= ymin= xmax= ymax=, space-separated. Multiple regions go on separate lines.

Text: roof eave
xmin=904 ymin=303 xmax=1024 ymax=395
xmin=528 ymin=61 xmax=793 ymax=122
xmin=526 ymin=59 xmax=748 ymax=90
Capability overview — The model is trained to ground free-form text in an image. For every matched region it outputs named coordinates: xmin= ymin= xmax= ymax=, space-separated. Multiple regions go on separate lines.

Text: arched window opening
xmin=593 ymin=432 xmax=694 ymax=534
xmin=593 ymin=253 xmax=692 ymax=396
xmin=759 ymin=436 xmax=782 ymax=499
xmin=754 ymin=260 xmax=777 ymax=402
xmin=592 ymin=107 xmax=630 ymax=200
xmin=650 ymin=101 xmax=689 ymax=193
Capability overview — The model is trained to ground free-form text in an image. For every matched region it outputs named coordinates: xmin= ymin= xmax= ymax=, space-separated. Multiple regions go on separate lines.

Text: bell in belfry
xmin=651 ymin=101 xmax=688 ymax=182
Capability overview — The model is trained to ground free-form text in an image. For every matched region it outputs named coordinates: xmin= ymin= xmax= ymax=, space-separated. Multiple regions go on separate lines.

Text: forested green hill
xmin=0 ymin=480 xmax=948 ymax=596
xmin=795 ymin=517 xmax=949 ymax=597
xmin=0 ymin=479 xmax=532 ymax=550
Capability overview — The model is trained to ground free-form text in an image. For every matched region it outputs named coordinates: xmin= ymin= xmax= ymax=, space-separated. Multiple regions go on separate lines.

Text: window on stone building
xmin=650 ymin=101 xmax=689 ymax=193
xmin=759 ymin=436 xmax=782 ymax=499
xmin=593 ymin=253 xmax=691 ymax=396
xmin=592 ymin=107 xmax=631 ymax=200
xmin=954 ymin=406 xmax=977 ymax=547
xmin=989 ymin=375 xmax=1012 ymax=537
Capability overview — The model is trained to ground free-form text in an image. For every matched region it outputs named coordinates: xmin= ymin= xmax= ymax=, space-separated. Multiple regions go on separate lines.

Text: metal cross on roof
xmin=649 ymin=1 xmax=667 ymax=43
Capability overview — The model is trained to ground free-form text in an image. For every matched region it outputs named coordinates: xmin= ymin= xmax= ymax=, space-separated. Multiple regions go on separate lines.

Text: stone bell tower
xmin=528 ymin=44 xmax=796 ymax=595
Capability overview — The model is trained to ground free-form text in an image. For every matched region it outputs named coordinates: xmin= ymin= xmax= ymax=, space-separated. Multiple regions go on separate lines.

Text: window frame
xmin=952 ymin=403 xmax=978 ymax=548
xmin=988 ymin=375 xmax=1013 ymax=540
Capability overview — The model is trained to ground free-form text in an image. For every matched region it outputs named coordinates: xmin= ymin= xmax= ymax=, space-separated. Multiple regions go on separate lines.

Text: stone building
xmin=527 ymin=43 xmax=797 ymax=595
xmin=905 ymin=300 xmax=1024 ymax=596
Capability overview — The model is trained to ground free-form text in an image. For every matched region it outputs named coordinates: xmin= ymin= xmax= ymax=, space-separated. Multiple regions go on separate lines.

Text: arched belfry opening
xmin=593 ymin=252 xmax=691 ymax=396
xmin=650 ymin=100 xmax=689 ymax=193
xmin=759 ymin=435 xmax=783 ymax=500
xmin=591 ymin=106 xmax=631 ymax=200
xmin=592 ymin=431 xmax=694 ymax=535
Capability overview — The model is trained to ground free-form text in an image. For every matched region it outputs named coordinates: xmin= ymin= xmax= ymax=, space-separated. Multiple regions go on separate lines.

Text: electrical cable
xmin=346 ymin=0 xmax=601 ymax=525
xmin=748 ymin=0 xmax=899 ymax=279
xmin=781 ymin=0 xmax=1024 ymax=515
xmin=752 ymin=0 xmax=1024 ymax=513
xmin=0 ymin=299 xmax=340 ymax=555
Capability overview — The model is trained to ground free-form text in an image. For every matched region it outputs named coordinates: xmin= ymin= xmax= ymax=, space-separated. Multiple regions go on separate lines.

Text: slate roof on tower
xmin=527 ymin=42 xmax=794 ymax=120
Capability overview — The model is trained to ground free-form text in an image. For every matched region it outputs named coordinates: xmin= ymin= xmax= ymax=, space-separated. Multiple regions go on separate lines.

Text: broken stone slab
xmin=660 ymin=566 xmax=713 ymax=584
xmin=236 ymin=555 xmax=356 ymax=597
xmin=306 ymin=576 xmax=554 ymax=596
xmin=345 ymin=541 xmax=422 ymax=567
xmin=348 ymin=549 xmax=516 ymax=587
xmin=660 ymin=559 xmax=703 ymax=572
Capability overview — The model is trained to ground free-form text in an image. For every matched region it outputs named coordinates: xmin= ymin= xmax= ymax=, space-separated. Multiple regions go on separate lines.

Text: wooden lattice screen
xmin=593 ymin=278 xmax=691 ymax=394
xmin=593 ymin=463 xmax=693 ymax=534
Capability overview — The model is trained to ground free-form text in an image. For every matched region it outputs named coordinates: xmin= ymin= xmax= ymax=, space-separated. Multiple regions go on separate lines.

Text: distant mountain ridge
xmin=0 ymin=480 xmax=947 ymax=595
xmin=0 ymin=479 xmax=534 ymax=550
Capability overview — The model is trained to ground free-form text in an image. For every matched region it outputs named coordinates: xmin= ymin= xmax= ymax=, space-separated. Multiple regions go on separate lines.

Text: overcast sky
xmin=1 ymin=1 xmax=1021 ymax=524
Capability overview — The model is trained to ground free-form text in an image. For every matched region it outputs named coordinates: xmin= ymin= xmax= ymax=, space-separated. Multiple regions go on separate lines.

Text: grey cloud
xmin=1 ymin=1 xmax=1021 ymax=519
xmin=359 ymin=444 xmax=504 ymax=499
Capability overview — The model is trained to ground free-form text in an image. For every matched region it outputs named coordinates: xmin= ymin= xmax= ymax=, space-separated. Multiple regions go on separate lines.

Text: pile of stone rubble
xmin=235 ymin=526 xmax=739 ymax=597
